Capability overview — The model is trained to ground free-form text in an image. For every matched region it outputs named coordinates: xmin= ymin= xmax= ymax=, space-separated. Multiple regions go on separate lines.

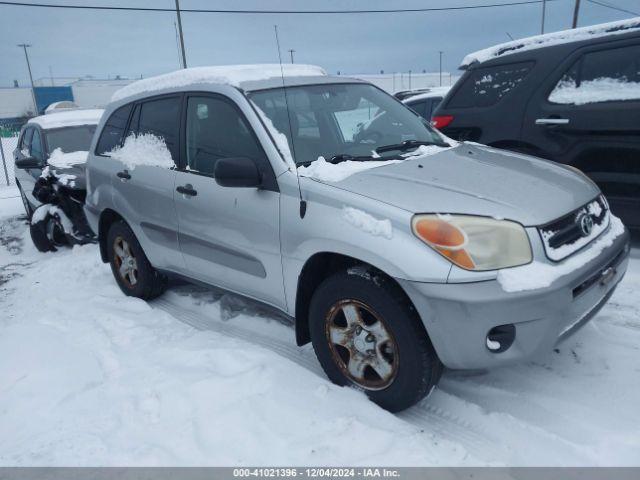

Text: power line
xmin=0 ymin=0 xmax=558 ymax=15
xmin=586 ymin=0 xmax=640 ymax=16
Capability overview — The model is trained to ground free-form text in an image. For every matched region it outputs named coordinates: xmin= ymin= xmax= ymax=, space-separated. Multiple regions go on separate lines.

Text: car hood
xmin=50 ymin=164 xmax=87 ymax=190
xmin=312 ymin=143 xmax=599 ymax=226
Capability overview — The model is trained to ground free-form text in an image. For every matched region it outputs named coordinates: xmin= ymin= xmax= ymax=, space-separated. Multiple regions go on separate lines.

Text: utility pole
xmin=175 ymin=0 xmax=187 ymax=68
xmin=438 ymin=51 xmax=443 ymax=86
xmin=288 ymin=49 xmax=295 ymax=64
xmin=541 ymin=0 xmax=547 ymax=34
xmin=572 ymin=0 xmax=581 ymax=28
xmin=17 ymin=44 xmax=38 ymax=115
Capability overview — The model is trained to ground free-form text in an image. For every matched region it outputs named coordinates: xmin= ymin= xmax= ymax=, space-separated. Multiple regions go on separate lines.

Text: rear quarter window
xmin=95 ymin=103 xmax=134 ymax=155
xmin=447 ymin=61 xmax=534 ymax=108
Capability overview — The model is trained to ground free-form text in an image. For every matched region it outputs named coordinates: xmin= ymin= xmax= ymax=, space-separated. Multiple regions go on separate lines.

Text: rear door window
xmin=406 ymin=100 xmax=427 ymax=118
xmin=95 ymin=103 xmax=133 ymax=155
xmin=549 ymin=43 xmax=640 ymax=105
xmin=134 ymin=96 xmax=181 ymax=162
xmin=448 ymin=62 xmax=534 ymax=108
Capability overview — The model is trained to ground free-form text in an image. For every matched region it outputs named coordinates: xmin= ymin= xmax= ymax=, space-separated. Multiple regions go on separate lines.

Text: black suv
xmin=433 ymin=19 xmax=640 ymax=228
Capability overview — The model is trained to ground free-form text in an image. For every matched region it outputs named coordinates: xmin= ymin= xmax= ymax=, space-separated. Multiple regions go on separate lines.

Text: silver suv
xmin=85 ymin=65 xmax=630 ymax=412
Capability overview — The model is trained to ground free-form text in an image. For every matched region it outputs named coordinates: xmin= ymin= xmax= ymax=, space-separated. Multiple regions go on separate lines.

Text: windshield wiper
xmin=327 ymin=154 xmax=375 ymax=164
xmin=375 ymin=139 xmax=449 ymax=154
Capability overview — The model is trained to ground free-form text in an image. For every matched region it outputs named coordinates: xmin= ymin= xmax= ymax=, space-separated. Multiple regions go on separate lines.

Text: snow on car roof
xmin=402 ymin=87 xmax=451 ymax=103
xmin=111 ymin=64 xmax=327 ymax=102
xmin=27 ymin=109 xmax=104 ymax=130
xmin=460 ymin=17 xmax=640 ymax=69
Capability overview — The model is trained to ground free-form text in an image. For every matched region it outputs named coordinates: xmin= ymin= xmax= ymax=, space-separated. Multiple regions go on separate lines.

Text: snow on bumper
xmin=397 ymin=224 xmax=630 ymax=370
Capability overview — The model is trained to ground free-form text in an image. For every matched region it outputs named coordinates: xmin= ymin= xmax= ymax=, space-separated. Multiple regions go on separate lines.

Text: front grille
xmin=539 ymin=195 xmax=610 ymax=262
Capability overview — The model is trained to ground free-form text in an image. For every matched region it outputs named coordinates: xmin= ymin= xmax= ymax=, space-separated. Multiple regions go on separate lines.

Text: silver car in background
xmin=84 ymin=65 xmax=630 ymax=412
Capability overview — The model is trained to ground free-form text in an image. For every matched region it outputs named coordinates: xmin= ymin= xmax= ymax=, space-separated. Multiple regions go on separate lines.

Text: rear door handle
xmin=116 ymin=170 xmax=131 ymax=180
xmin=535 ymin=118 xmax=569 ymax=126
xmin=176 ymin=184 xmax=198 ymax=197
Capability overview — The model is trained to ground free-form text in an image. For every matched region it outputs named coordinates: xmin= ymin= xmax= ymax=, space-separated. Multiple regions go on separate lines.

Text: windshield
xmin=46 ymin=124 xmax=97 ymax=153
xmin=248 ymin=83 xmax=447 ymax=165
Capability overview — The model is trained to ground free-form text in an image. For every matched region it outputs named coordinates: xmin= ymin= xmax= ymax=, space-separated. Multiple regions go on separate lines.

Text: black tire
xmin=309 ymin=269 xmax=442 ymax=412
xmin=106 ymin=220 xmax=166 ymax=299
xmin=17 ymin=182 xmax=34 ymax=220
xmin=29 ymin=217 xmax=56 ymax=252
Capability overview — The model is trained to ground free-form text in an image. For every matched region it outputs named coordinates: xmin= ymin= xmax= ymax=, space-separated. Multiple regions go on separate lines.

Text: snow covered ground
xmin=0 ymin=194 xmax=639 ymax=466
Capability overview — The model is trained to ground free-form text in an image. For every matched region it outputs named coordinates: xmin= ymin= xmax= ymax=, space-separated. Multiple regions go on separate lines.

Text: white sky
xmin=0 ymin=0 xmax=638 ymax=87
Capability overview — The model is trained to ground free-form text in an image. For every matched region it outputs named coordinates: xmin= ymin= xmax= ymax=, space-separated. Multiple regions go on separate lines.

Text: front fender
xmin=280 ymin=176 xmax=452 ymax=315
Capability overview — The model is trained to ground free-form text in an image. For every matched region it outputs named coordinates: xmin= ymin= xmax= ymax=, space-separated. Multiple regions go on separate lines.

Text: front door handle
xmin=176 ymin=184 xmax=198 ymax=197
xmin=535 ymin=118 xmax=569 ymax=126
xmin=116 ymin=170 xmax=131 ymax=180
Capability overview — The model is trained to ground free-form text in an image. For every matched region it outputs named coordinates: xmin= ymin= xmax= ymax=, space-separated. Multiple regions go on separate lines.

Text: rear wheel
xmin=29 ymin=206 xmax=68 ymax=252
xmin=309 ymin=269 xmax=442 ymax=412
xmin=107 ymin=220 xmax=166 ymax=299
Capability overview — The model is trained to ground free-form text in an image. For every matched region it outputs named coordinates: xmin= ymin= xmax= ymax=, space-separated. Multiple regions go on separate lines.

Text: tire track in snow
xmin=151 ymin=294 xmax=495 ymax=460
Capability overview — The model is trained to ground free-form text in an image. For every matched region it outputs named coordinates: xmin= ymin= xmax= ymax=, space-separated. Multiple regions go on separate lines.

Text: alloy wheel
xmin=325 ymin=299 xmax=399 ymax=390
xmin=113 ymin=236 xmax=138 ymax=287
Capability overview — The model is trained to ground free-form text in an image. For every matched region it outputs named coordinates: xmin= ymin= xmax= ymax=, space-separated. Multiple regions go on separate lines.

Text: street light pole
xmin=438 ymin=51 xmax=443 ymax=86
xmin=17 ymin=43 xmax=38 ymax=115
xmin=572 ymin=0 xmax=581 ymax=28
xmin=175 ymin=0 xmax=187 ymax=68
xmin=288 ymin=49 xmax=295 ymax=64
xmin=541 ymin=0 xmax=547 ymax=34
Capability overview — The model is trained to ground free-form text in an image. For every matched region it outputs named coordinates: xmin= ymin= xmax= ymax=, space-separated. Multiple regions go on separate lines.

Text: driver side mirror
xmin=214 ymin=157 xmax=262 ymax=188
xmin=15 ymin=157 xmax=42 ymax=169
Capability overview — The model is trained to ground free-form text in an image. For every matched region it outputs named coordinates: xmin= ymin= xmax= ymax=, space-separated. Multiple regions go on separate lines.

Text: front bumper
xmin=398 ymin=226 xmax=630 ymax=370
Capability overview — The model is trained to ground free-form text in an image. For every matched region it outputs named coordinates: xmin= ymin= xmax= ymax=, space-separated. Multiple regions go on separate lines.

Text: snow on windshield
xmin=112 ymin=64 xmax=326 ymax=102
xmin=107 ymin=133 xmax=175 ymax=170
xmin=461 ymin=18 xmax=640 ymax=68
xmin=47 ymin=149 xmax=88 ymax=168
xmin=497 ymin=215 xmax=625 ymax=292
xmin=549 ymin=78 xmax=640 ymax=105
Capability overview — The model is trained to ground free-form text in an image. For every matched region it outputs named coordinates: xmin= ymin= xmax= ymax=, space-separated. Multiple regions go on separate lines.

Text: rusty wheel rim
xmin=113 ymin=236 xmax=138 ymax=287
xmin=325 ymin=299 xmax=399 ymax=391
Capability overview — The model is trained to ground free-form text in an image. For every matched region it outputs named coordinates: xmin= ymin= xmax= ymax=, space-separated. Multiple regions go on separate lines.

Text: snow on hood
xmin=28 ymin=109 xmax=104 ymax=130
xmin=298 ymin=145 xmax=451 ymax=183
xmin=112 ymin=64 xmax=327 ymax=102
xmin=342 ymin=207 xmax=393 ymax=239
xmin=107 ymin=133 xmax=174 ymax=170
xmin=461 ymin=17 xmax=640 ymax=68
xmin=326 ymin=143 xmax=600 ymax=226
xmin=47 ymin=149 xmax=89 ymax=168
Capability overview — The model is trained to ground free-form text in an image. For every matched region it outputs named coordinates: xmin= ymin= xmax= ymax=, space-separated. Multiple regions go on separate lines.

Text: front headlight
xmin=411 ymin=214 xmax=532 ymax=271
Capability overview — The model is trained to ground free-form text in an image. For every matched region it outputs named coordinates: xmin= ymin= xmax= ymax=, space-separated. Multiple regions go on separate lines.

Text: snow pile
xmin=40 ymin=165 xmax=77 ymax=187
xmin=342 ymin=207 xmax=393 ymax=239
xmin=498 ymin=215 xmax=625 ymax=292
xmin=298 ymin=156 xmax=401 ymax=182
xmin=107 ymin=133 xmax=175 ymax=170
xmin=112 ymin=64 xmax=327 ymax=102
xmin=28 ymin=109 xmax=104 ymax=130
xmin=1 ymin=194 xmax=640 ymax=465
xmin=47 ymin=149 xmax=88 ymax=168
xmin=549 ymin=78 xmax=640 ymax=105
xmin=461 ymin=18 xmax=640 ymax=67
xmin=401 ymin=144 xmax=451 ymax=158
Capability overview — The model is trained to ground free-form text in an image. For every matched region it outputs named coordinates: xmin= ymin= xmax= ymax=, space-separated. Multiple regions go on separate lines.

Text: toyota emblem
xmin=578 ymin=213 xmax=594 ymax=237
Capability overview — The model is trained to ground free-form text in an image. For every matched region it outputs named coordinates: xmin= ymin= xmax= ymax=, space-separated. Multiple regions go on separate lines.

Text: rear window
xmin=46 ymin=125 xmax=96 ymax=153
xmin=447 ymin=61 xmax=533 ymax=108
xmin=95 ymin=103 xmax=133 ymax=155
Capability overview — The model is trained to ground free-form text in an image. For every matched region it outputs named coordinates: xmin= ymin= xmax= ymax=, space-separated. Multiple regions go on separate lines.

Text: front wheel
xmin=106 ymin=220 xmax=166 ymax=299
xmin=29 ymin=205 xmax=69 ymax=252
xmin=309 ymin=269 xmax=442 ymax=412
